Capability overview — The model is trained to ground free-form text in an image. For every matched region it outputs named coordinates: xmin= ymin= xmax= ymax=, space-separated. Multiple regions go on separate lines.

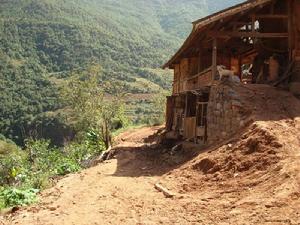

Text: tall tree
xmin=61 ymin=64 xmax=127 ymax=149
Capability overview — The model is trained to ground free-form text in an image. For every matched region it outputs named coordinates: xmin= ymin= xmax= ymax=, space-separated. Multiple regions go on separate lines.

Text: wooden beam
xmin=184 ymin=93 xmax=188 ymax=118
xmin=198 ymin=52 xmax=202 ymax=73
xmin=288 ymin=0 xmax=293 ymax=60
xmin=207 ymin=31 xmax=288 ymax=38
xmin=251 ymin=14 xmax=256 ymax=33
xmin=254 ymin=14 xmax=288 ymax=19
xmin=238 ymin=56 xmax=242 ymax=79
xmin=212 ymin=38 xmax=217 ymax=80
xmin=230 ymin=21 xmax=252 ymax=26
xmin=270 ymin=2 xmax=275 ymax=14
xmin=239 ymin=48 xmax=257 ymax=58
xmin=194 ymin=97 xmax=199 ymax=144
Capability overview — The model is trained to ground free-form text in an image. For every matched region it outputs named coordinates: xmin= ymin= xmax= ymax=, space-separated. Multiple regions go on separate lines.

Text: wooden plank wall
xmin=180 ymin=58 xmax=189 ymax=80
xmin=292 ymin=0 xmax=300 ymax=82
xmin=183 ymin=117 xmax=196 ymax=139
xmin=294 ymin=0 xmax=300 ymax=56
xmin=174 ymin=64 xmax=181 ymax=81
xmin=166 ymin=97 xmax=174 ymax=131
xmin=217 ymin=53 xmax=231 ymax=69
xmin=173 ymin=64 xmax=180 ymax=94
xmin=200 ymin=54 xmax=212 ymax=71
xmin=231 ymin=57 xmax=240 ymax=75
xmin=197 ymin=69 xmax=213 ymax=87
xmin=189 ymin=57 xmax=199 ymax=76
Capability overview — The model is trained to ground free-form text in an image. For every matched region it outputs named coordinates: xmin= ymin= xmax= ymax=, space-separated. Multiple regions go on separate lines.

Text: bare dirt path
xmin=1 ymin=127 xmax=199 ymax=225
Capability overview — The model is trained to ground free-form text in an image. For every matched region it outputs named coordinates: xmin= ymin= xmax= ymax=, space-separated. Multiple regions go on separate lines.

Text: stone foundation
xmin=207 ymin=80 xmax=251 ymax=144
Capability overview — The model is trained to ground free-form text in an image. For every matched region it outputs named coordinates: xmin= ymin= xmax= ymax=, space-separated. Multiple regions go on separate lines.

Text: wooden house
xmin=163 ymin=0 xmax=300 ymax=144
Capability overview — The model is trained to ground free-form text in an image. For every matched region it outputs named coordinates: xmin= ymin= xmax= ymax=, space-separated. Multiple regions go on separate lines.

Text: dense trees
xmin=0 ymin=0 xmax=242 ymax=144
xmin=0 ymin=57 xmax=60 ymax=145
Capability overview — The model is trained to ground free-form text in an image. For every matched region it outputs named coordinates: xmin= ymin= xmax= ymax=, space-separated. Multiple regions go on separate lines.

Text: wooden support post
xmin=288 ymin=0 xmax=293 ymax=61
xmin=238 ymin=56 xmax=242 ymax=80
xmin=187 ymin=58 xmax=191 ymax=77
xmin=270 ymin=2 xmax=275 ymax=14
xmin=294 ymin=0 xmax=299 ymax=53
xmin=251 ymin=14 xmax=256 ymax=34
xmin=179 ymin=62 xmax=182 ymax=93
xmin=194 ymin=97 xmax=199 ymax=144
xmin=198 ymin=52 xmax=202 ymax=73
xmin=184 ymin=93 xmax=188 ymax=118
xmin=212 ymin=38 xmax=217 ymax=80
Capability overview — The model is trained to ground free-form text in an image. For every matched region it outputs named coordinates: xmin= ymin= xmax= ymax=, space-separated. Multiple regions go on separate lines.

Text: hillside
xmin=0 ymin=0 xmax=243 ymax=143
xmin=2 ymin=85 xmax=299 ymax=224
xmin=0 ymin=0 xmax=243 ymax=84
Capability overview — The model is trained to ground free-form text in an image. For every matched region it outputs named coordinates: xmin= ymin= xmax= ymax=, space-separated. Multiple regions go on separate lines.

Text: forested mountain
xmin=0 ymin=0 xmax=243 ymax=144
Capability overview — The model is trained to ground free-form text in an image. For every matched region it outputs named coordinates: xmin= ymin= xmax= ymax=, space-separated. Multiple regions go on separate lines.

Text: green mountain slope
xmin=0 ymin=0 xmax=243 ymax=143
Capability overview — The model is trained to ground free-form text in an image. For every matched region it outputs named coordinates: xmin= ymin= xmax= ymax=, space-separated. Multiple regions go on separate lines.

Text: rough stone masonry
xmin=207 ymin=77 xmax=252 ymax=144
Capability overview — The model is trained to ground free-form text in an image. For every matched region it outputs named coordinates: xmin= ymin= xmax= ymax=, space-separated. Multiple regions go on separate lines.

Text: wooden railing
xmin=172 ymin=68 xmax=213 ymax=94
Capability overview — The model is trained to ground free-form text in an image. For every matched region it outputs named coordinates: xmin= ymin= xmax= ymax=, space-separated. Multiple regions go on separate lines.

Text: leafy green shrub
xmin=23 ymin=171 xmax=52 ymax=190
xmin=0 ymin=188 xmax=39 ymax=208
xmin=24 ymin=139 xmax=81 ymax=179
xmin=64 ymin=143 xmax=88 ymax=163
xmin=0 ymin=134 xmax=6 ymax=141
xmin=85 ymin=130 xmax=106 ymax=154
xmin=0 ymin=136 xmax=107 ymax=209
xmin=0 ymin=188 xmax=5 ymax=209
xmin=0 ymin=140 xmax=20 ymax=155
xmin=0 ymin=141 xmax=27 ymax=186
xmin=55 ymin=160 xmax=80 ymax=176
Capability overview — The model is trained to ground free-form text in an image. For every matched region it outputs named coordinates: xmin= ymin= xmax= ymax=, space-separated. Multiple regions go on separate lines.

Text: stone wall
xmin=207 ymin=79 xmax=251 ymax=144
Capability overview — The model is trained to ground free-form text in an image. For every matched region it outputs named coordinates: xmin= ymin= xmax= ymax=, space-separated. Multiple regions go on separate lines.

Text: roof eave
xmin=162 ymin=0 xmax=274 ymax=69
xmin=162 ymin=24 xmax=197 ymax=69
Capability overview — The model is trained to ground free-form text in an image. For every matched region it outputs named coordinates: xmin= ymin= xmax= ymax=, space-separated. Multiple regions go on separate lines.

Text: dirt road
xmin=2 ymin=127 xmax=200 ymax=225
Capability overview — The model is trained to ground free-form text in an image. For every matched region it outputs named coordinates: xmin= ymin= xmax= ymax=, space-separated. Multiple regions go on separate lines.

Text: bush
xmin=24 ymin=171 xmax=52 ymax=190
xmin=0 ymin=140 xmax=20 ymax=155
xmin=55 ymin=160 xmax=81 ymax=176
xmin=0 ymin=188 xmax=39 ymax=208
xmin=0 ymin=141 xmax=27 ymax=186
xmin=24 ymin=139 xmax=82 ymax=187
xmin=0 ymin=135 xmax=106 ymax=209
